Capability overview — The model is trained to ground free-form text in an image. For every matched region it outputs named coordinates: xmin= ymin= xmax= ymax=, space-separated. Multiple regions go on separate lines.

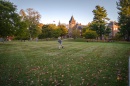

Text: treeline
xmin=83 ymin=0 xmax=130 ymax=41
xmin=0 ymin=0 xmax=130 ymax=41
xmin=0 ymin=0 xmax=68 ymax=41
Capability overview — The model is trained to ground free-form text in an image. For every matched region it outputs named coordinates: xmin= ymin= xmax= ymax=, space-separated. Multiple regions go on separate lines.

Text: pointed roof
xmin=69 ymin=15 xmax=75 ymax=23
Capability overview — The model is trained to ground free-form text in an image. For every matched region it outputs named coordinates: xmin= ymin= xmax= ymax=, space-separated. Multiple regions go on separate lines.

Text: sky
xmin=9 ymin=0 xmax=119 ymax=25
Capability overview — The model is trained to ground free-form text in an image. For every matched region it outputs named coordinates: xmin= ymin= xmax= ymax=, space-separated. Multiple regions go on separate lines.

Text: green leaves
xmin=83 ymin=29 xmax=97 ymax=39
xmin=58 ymin=25 xmax=68 ymax=36
xmin=117 ymin=0 xmax=130 ymax=41
xmin=92 ymin=5 xmax=110 ymax=40
xmin=92 ymin=5 xmax=109 ymax=22
xmin=0 ymin=0 xmax=20 ymax=38
xmin=39 ymin=24 xmax=68 ymax=39
xmin=18 ymin=8 xmax=42 ymax=39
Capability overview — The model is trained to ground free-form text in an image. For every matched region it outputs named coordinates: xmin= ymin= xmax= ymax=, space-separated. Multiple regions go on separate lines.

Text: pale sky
xmin=9 ymin=0 xmax=119 ymax=25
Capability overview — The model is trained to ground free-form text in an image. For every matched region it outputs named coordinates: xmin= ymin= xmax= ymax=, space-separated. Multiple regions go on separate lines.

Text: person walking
xmin=58 ymin=36 xmax=64 ymax=49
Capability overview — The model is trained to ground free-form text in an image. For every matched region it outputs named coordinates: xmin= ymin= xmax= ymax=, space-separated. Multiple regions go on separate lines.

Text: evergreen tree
xmin=92 ymin=5 xmax=109 ymax=40
xmin=117 ymin=0 xmax=130 ymax=41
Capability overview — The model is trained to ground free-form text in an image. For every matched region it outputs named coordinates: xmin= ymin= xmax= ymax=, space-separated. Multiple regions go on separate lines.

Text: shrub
xmin=83 ymin=29 xmax=98 ymax=39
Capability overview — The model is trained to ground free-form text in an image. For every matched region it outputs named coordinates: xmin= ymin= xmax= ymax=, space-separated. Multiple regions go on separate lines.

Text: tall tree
xmin=14 ymin=9 xmax=29 ymax=41
xmin=117 ymin=0 xmax=130 ymax=41
xmin=0 ymin=0 xmax=20 ymax=39
xmin=92 ymin=5 xmax=109 ymax=40
xmin=20 ymin=8 xmax=41 ymax=40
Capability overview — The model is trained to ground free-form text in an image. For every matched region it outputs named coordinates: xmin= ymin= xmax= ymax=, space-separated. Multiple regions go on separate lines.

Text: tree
xmin=19 ymin=9 xmax=26 ymax=20
xmin=39 ymin=25 xmax=49 ymax=39
xmin=92 ymin=5 xmax=109 ymax=40
xmin=38 ymin=23 xmax=44 ymax=29
xmin=20 ymin=8 xmax=41 ymax=40
xmin=117 ymin=0 xmax=130 ymax=41
xmin=0 ymin=0 xmax=21 ymax=39
xmin=82 ymin=23 xmax=92 ymax=34
xmin=39 ymin=24 xmax=57 ymax=39
xmin=14 ymin=9 xmax=29 ymax=41
xmin=83 ymin=29 xmax=97 ymax=40
xmin=15 ymin=21 xmax=29 ymax=41
xmin=71 ymin=29 xmax=80 ymax=39
xmin=47 ymin=24 xmax=58 ymax=38
xmin=52 ymin=28 xmax=62 ymax=38
xmin=58 ymin=25 xmax=68 ymax=37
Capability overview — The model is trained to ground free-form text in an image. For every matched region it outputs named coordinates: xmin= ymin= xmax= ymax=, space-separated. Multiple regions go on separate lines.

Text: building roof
xmin=108 ymin=21 xmax=118 ymax=26
xmin=69 ymin=15 xmax=75 ymax=23
xmin=77 ymin=26 xmax=82 ymax=30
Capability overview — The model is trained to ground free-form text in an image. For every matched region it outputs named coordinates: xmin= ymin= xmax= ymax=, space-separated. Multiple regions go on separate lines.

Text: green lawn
xmin=0 ymin=40 xmax=130 ymax=86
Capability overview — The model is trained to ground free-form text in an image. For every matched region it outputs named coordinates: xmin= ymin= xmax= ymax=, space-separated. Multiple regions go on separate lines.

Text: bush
xmin=113 ymin=33 xmax=123 ymax=41
xmin=83 ymin=29 xmax=98 ymax=39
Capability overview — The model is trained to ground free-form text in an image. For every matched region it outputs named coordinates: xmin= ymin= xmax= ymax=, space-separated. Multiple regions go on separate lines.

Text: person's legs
xmin=61 ymin=44 xmax=63 ymax=48
xmin=59 ymin=43 xmax=63 ymax=49
xmin=58 ymin=42 xmax=62 ymax=49
xmin=58 ymin=42 xmax=64 ymax=49
xmin=61 ymin=42 xmax=64 ymax=48
xmin=59 ymin=43 xmax=61 ymax=49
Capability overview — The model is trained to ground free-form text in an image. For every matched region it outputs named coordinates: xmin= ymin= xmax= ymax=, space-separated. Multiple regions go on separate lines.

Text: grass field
xmin=0 ymin=40 xmax=130 ymax=86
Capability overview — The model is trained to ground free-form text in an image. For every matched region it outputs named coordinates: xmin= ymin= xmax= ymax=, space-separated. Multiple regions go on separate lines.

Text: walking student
xmin=58 ymin=36 xmax=64 ymax=49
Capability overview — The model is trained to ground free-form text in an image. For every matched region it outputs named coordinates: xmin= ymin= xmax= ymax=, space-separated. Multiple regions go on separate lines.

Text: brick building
xmin=68 ymin=16 xmax=83 ymax=37
xmin=108 ymin=21 xmax=119 ymax=38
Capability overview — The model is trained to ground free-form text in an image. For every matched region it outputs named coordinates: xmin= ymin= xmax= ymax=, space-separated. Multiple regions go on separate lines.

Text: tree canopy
xmin=0 ymin=0 xmax=20 ymax=38
xmin=19 ymin=8 xmax=42 ymax=39
xmin=83 ymin=29 xmax=97 ymax=39
xmin=92 ymin=5 xmax=110 ymax=40
xmin=39 ymin=24 xmax=68 ymax=39
xmin=117 ymin=0 xmax=130 ymax=41
xmin=58 ymin=25 xmax=68 ymax=36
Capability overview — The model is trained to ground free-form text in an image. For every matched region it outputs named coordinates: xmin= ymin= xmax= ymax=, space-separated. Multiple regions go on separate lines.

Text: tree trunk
xmin=100 ymin=34 xmax=102 ymax=40
xmin=127 ymin=32 xmax=130 ymax=41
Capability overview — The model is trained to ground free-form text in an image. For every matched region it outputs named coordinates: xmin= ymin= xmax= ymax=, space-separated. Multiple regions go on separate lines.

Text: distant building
xmin=68 ymin=16 xmax=76 ymax=37
xmin=107 ymin=21 xmax=119 ymax=38
xmin=68 ymin=16 xmax=84 ymax=37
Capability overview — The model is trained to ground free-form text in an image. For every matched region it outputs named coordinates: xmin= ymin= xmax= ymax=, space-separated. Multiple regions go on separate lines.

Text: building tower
xmin=58 ymin=20 xmax=61 ymax=26
xmin=68 ymin=15 xmax=76 ymax=37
